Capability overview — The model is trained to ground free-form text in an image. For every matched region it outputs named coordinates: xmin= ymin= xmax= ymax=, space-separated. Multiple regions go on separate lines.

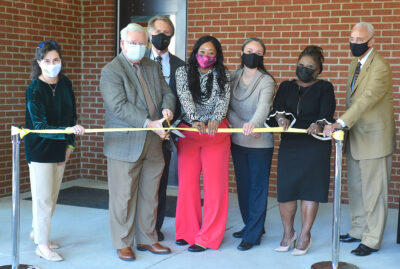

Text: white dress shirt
xmin=151 ymin=48 xmax=171 ymax=85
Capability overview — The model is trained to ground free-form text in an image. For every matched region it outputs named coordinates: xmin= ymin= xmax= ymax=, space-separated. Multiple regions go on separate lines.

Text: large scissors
xmin=163 ymin=113 xmax=186 ymax=152
xmin=164 ymin=113 xmax=186 ymax=139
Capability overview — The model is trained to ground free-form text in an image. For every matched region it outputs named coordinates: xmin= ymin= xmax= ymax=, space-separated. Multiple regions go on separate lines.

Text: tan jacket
xmin=341 ymin=49 xmax=395 ymax=160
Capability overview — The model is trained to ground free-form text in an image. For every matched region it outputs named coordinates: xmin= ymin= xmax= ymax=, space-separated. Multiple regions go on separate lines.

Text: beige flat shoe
xmin=292 ymin=238 xmax=312 ymax=256
xmin=35 ymin=246 xmax=64 ymax=262
xmin=30 ymin=231 xmax=60 ymax=249
xmin=274 ymin=231 xmax=297 ymax=252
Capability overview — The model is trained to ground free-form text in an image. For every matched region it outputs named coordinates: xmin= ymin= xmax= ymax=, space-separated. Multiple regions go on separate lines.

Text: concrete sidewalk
xmin=0 ymin=179 xmax=398 ymax=269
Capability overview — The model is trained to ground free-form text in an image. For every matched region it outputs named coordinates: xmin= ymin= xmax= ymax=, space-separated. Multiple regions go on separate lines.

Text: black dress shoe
xmin=237 ymin=241 xmax=253 ymax=251
xmin=351 ymin=243 xmax=378 ymax=256
xmin=188 ymin=244 xmax=207 ymax=252
xmin=340 ymin=233 xmax=361 ymax=243
xmin=175 ymin=239 xmax=188 ymax=246
xmin=157 ymin=230 xmax=164 ymax=242
xmin=233 ymin=230 xmax=243 ymax=238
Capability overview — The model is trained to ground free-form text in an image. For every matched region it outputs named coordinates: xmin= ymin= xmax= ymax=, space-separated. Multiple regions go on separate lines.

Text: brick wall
xmin=0 ymin=0 xmax=83 ymax=196
xmin=186 ymin=0 xmax=400 ymax=208
xmin=79 ymin=0 xmax=115 ymax=180
xmin=0 ymin=0 xmax=399 ymax=208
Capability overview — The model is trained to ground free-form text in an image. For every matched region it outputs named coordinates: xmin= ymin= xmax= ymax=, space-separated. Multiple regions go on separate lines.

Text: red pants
xmin=175 ymin=119 xmax=231 ymax=249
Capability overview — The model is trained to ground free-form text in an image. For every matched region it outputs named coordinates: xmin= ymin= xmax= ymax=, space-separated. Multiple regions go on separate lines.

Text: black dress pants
xmin=156 ymin=141 xmax=171 ymax=231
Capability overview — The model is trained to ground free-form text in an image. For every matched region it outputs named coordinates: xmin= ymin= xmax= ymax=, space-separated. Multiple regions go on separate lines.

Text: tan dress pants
xmin=346 ymin=148 xmax=392 ymax=249
xmin=29 ymin=162 xmax=65 ymax=245
xmin=108 ymin=133 xmax=164 ymax=249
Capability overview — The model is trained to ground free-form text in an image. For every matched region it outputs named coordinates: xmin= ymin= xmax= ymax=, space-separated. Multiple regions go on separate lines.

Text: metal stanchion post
xmin=311 ymin=131 xmax=358 ymax=269
xmin=1 ymin=131 xmax=39 ymax=269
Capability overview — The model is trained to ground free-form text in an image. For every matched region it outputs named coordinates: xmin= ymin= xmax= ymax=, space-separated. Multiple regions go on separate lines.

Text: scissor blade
xmin=171 ymin=129 xmax=185 ymax=138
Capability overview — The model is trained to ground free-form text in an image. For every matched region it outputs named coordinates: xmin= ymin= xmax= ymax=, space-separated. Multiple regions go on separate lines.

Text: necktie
xmin=133 ymin=64 xmax=157 ymax=120
xmin=156 ymin=56 xmax=163 ymax=72
xmin=351 ymin=61 xmax=361 ymax=91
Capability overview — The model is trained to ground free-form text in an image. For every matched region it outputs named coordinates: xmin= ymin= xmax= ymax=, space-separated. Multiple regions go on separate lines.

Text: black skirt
xmin=277 ymin=133 xmax=332 ymax=203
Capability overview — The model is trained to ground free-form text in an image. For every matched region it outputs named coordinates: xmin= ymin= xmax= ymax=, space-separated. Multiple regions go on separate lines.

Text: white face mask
xmin=41 ymin=63 xmax=62 ymax=78
xmin=125 ymin=44 xmax=146 ymax=62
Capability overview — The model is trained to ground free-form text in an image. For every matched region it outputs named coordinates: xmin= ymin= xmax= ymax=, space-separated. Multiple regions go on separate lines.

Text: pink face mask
xmin=196 ymin=53 xmax=217 ymax=69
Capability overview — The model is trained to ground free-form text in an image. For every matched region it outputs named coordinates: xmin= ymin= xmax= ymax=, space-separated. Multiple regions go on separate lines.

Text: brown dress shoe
xmin=117 ymin=247 xmax=135 ymax=261
xmin=137 ymin=243 xmax=171 ymax=254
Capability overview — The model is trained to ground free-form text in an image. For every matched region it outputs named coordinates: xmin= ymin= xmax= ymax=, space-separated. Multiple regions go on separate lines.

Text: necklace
xmin=41 ymin=76 xmax=59 ymax=96
xmin=47 ymin=83 xmax=58 ymax=96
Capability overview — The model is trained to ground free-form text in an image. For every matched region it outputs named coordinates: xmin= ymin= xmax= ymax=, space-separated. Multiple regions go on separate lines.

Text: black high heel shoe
xmin=237 ymin=241 xmax=253 ymax=251
xmin=233 ymin=230 xmax=243 ymax=238
xmin=188 ymin=244 xmax=207 ymax=252
xmin=175 ymin=239 xmax=188 ymax=246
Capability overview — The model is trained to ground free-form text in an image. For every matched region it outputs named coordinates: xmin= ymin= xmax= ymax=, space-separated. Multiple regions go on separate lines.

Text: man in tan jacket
xmin=324 ymin=22 xmax=395 ymax=256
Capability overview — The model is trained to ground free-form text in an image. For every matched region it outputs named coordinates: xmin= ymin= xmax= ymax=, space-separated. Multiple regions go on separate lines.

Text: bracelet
xmin=67 ymin=145 xmax=75 ymax=151
xmin=277 ymin=118 xmax=285 ymax=123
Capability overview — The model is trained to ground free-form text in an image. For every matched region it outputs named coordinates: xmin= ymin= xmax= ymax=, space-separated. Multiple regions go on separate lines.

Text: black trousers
xmin=231 ymin=143 xmax=273 ymax=244
xmin=156 ymin=141 xmax=171 ymax=231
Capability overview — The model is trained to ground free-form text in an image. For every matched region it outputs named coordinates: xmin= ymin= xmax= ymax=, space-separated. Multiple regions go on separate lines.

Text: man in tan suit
xmin=324 ymin=22 xmax=395 ymax=256
xmin=100 ymin=23 xmax=175 ymax=261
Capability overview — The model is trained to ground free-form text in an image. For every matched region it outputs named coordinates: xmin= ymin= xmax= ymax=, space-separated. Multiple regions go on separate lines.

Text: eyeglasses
xmin=124 ymin=40 xmax=147 ymax=46
xmin=37 ymin=40 xmax=58 ymax=49
xmin=349 ymin=37 xmax=373 ymax=44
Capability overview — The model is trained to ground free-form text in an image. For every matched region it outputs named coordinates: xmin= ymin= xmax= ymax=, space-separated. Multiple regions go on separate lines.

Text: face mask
xmin=196 ymin=53 xmax=216 ymax=69
xmin=151 ymin=33 xmax=171 ymax=51
xmin=349 ymin=39 xmax=371 ymax=57
xmin=41 ymin=62 xmax=61 ymax=78
xmin=241 ymin=53 xmax=263 ymax=69
xmin=126 ymin=44 xmax=146 ymax=61
xmin=296 ymin=65 xmax=315 ymax=83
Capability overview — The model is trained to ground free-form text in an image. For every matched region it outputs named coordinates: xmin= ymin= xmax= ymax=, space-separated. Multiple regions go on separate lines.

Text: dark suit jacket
xmin=100 ymin=53 xmax=176 ymax=162
xmin=145 ymin=49 xmax=185 ymax=121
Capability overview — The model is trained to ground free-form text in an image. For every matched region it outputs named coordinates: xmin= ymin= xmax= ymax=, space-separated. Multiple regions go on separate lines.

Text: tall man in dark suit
xmin=145 ymin=15 xmax=186 ymax=241
xmin=324 ymin=22 xmax=395 ymax=256
xmin=100 ymin=23 xmax=176 ymax=261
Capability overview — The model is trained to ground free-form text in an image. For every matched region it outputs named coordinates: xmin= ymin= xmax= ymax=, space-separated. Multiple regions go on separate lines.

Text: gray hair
xmin=353 ymin=22 xmax=375 ymax=36
xmin=120 ymin=23 xmax=148 ymax=41
xmin=147 ymin=15 xmax=175 ymax=36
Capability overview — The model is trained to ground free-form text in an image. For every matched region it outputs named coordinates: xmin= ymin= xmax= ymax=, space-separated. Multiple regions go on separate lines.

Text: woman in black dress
xmin=268 ymin=46 xmax=335 ymax=255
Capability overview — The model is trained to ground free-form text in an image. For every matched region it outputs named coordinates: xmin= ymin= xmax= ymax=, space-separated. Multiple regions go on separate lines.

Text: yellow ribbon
xmin=12 ymin=126 xmax=312 ymax=139
xmin=332 ymin=130 xmax=344 ymax=141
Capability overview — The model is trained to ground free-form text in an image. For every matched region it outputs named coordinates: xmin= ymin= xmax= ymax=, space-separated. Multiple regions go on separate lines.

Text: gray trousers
xmin=107 ymin=133 xmax=164 ymax=249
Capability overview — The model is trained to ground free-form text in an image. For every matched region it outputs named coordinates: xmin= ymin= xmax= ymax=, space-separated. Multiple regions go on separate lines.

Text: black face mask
xmin=241 ymin=53 xmax=263 ymax=69
xmin=296 ymin=65 xmax=315 ymax=83
xmin=349 ymin=38 xmax=371 ymax=57
xmin=151 ymin=33 xmax=171 ymax=51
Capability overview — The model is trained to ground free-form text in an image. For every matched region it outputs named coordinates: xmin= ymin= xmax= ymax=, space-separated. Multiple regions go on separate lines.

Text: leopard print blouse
xmin=175 ymin=66 xmax=230 ymax=124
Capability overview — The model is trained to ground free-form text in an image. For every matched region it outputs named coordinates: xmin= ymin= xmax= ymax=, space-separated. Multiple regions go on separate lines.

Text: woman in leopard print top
xmin=174 ymin=35 xmax=231 ymax=252
xmin=175 ymin=63 xmax=230 ymax=125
